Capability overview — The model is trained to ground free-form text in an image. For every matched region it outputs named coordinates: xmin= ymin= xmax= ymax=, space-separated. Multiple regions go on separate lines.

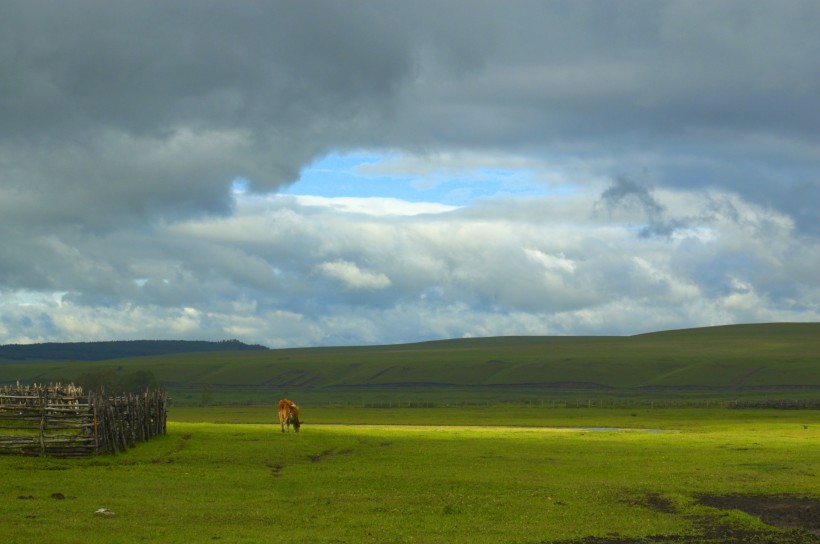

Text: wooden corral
xmin=0 ymin=382 xmax=167 ymax=458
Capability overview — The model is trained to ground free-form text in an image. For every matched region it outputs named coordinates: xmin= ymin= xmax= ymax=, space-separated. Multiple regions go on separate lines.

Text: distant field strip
xmin=307 ymin=423 xmax=679 ymax=433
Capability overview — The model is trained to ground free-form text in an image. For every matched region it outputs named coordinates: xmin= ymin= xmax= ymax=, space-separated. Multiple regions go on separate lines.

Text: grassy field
xmin=1 ymin=406 xmax=818 ymax=543
xmin=2 ymin=323 xmax=818 ymax=407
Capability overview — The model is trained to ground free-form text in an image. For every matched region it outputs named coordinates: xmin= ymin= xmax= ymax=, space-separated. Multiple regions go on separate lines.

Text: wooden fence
xmin=0 ymin=382 xmax=167 ymax=458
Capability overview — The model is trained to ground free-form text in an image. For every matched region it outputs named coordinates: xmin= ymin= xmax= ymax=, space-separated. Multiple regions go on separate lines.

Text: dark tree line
xmin=0 ymin=339 xmax=267 ymax=362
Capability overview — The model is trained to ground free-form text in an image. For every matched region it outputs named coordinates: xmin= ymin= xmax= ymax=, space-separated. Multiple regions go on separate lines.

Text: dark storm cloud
xmin=0 ymin=1 xmax=419 ymax=228
xmin=386 ymin=2 xmax=820 ymax=234
xmin=1 ymin=1 xmax=413 ymax=138
xmin=3 ymin=1 xmax=819 ymax=229
xmin=597 ymin=176 xmax=688 ymax=238
xmin=599 ymin=177 xmax=664 ymax=220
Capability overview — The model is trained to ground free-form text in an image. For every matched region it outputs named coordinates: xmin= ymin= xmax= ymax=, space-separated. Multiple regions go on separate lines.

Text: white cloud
xmin=317 ymin=260 xmax=392 ymax=291
xmin=524 ymin=249 xmax=577 ymax=274
xmin=4 ymin=182 xmax=819 ymax=347
xmin=292 ymin=195 xmax=457 ymax=216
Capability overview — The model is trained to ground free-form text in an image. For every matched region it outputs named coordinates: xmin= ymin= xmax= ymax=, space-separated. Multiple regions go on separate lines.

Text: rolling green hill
xmin=1 ymin=323 xmax=818 ymax=405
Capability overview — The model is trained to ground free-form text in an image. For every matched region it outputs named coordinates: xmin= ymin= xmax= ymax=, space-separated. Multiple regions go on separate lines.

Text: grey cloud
xmin=1 ymin=1 xmax=418 ymax=230
xmin=595 ymin=176 xmax=689 ymax=238
xmin=1 ymin=2 xmax=413 ymax=138
xmin=2 ymin=1 xmax=819 ymax=345
xmin=3 ymin=1 xmax=820 ymax=232
xmin=392 ymin=2 xmax=820 ymax=233
xmin=599 ymin=177 xmax=664 ymax=217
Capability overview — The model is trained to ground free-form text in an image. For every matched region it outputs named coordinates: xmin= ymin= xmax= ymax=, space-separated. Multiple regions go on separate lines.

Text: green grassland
xmin=1 ymin=407 xmax=818 ymax=543
xmin=1 ymin=323 xmax=818 ymax=406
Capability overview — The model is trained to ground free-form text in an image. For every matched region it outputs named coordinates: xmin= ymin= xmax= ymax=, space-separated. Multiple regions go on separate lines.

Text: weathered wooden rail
xmin=0 ymin=382 xmax=167 ymax=458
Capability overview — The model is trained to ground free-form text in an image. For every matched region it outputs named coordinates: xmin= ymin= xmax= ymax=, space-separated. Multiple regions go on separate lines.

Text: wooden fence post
xmin=39 ymin=387 xmax=47 ymax=456
xmin=0 ymin=384 xmax=166 ymax=457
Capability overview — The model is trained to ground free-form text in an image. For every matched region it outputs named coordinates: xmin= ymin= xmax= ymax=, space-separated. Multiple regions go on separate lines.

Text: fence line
xmin=0 ymin=382 xmax=167 ymax=458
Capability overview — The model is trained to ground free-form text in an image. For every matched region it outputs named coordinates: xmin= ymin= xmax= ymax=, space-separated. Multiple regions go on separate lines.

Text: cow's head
xmin=292 ymin=416 xmax=302 ymax=432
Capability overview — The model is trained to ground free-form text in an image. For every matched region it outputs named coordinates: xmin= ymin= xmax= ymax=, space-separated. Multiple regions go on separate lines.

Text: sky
xmin=1 ymin=1 xmax=819 ymax=347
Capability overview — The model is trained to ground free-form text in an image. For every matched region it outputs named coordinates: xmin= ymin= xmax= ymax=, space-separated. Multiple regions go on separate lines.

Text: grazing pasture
xmin=1 ymin=406 xmax=817 ymax=543
xmin=1 ymin=325 xmax=817 ymax=541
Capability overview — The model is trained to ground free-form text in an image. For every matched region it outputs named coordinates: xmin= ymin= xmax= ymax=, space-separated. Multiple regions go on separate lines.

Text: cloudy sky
xmin=2 ymin=1 xmax=819 ymax=347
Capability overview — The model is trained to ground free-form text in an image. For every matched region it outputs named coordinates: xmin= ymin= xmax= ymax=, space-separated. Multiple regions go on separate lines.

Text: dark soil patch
xmin=697 ymin=494 xmax=820 ymax=536
xmin=646 ymin=493 xmax=678 ymax=514
xmin=545 ymin=494 xmax=820 ymax=544
xmin=547 ymin=532 xmax=816 ymax=543
xmin=308 ymin=448 xmax=353 ymax=463
xmin=620 ymin=493 xmax=677 ymax=514
xmin=308 ymin=449 xmax=335 ymax=463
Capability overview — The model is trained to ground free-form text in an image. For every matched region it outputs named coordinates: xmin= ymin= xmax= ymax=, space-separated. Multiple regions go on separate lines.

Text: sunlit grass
xmin=1 ymin=408 xmax=817 ymax=543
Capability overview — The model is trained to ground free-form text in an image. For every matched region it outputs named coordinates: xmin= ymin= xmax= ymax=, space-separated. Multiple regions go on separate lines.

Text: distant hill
xmin=0 ymin=324 xmax=818 ymax=405
xmin=0 ymin=339 xmax=268 ymax=362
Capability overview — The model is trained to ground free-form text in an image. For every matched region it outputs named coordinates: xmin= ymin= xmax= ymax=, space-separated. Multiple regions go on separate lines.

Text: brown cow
xmin=277 ymin=398 xmax=302 ymax=433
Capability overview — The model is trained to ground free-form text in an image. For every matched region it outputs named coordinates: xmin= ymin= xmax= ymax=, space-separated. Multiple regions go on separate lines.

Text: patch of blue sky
xmin=1 ymin=289 xmax=67 ymax=307
xmin=231 ymin=177 xmax=250 ymax=194
xmin=277 ymin=151 xmax=564 ymax=206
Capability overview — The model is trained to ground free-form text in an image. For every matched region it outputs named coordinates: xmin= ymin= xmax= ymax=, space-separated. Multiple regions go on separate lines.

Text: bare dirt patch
xmin=308 ymin=448 xmax=353 ymax=463
xmin=697 ymin=494 xmax=820 ymax=537
xmin=546 ymin=494 xmax=820 ymax=544
xmin=645 ymin=493 xmax=678 ymax=514
xmin=549 ymin=533 xmax=816 ymax=543
xmin=265 ymin=461 xmax=284 ymax=477
xmin=308 ymin=449 xmax=335 ymax=463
